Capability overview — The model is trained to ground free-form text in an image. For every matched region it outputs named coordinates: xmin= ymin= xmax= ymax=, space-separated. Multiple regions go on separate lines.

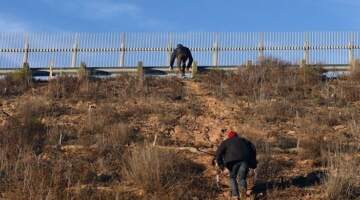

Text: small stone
xmin=287 ymin=130 xmax=296 ymax=135
xmin=333 ymin=125 xmax=345 ymax=131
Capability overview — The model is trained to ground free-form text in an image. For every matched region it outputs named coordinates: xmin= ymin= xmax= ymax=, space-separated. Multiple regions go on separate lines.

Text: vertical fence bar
xmin=1 ymin=32 xmax=360 ymax=70
xmin=167 ymin=32 xmax=173 ymax=67
xmin=349 ymin=32 xmax=354 ymax=67
xmin=212 ymin=32 xmax=219 ymax=67
xmin=119 ymin=32 xmax=126 ymax=67
xmin=71 ymin=33 xmax=78 ymax=68
xmin=303 ymin=32 xmax=309 ymax=65
xmin=258 ymin=32 xmax=264 ymax=63
xmin=22 ymin=33 xmax=29 ymax=66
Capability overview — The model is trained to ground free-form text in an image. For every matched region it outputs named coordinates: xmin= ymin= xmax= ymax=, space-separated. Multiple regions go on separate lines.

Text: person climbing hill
xmin=170 ymin=44 xmax=193 ymax=76
xmin=215 ymin=130 xmax=257 ymax=200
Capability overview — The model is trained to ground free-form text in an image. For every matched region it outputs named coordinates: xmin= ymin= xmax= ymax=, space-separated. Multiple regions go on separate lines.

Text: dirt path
xmin=182 ymin=80 xmax=249 ymax=200
xmin=182 ymin=80 xmax=239 ymax=145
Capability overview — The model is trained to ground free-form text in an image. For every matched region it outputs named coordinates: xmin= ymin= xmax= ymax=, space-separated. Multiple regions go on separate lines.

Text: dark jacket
xmin=170 ymin=44 xmax=193 ymax=68
xmin=215 ymin=136 xmax=257 ymax=169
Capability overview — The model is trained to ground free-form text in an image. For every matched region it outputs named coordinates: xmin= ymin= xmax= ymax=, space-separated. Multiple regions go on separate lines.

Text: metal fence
xmin=0 ymin=32 xmax=360 ymax=69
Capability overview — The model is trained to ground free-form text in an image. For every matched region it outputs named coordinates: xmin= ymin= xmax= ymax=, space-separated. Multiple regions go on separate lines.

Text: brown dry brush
xmin=0 ymin=101 xmax=51 ymax=199
xmin=0 ymin=67 xmax=34 ymax=97
xmin=0 ymin=98 xmax=50 ymax=155
xmin=325 ymin=147 xmax=360 ymax=200
xmin=0 ymin=103 xmax=136 ymax=200
xmin=122 ymin=144 xmax=218 ymax=199
xmin=199 ymin=58 xmax=326 ymax=101
xmin=46 ymin=74 xmax=185 ymax=103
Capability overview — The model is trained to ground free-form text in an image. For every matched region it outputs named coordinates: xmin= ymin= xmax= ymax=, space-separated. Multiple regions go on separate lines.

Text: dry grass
xmin=0 ymin=98 xmax=50 ymax=154
xmin=2 ymin=58 xmax=360 ymax=199
xmin=199 ymin=69 xmax=227 ymax=98
xmin=298 ymin=135 xmax=327 ymax=162
xmin=254 ymin=100 xmax=299 ymax=123
xmin=122 ymin=144 xmax=216 ymax=199
xmin=255 ymin=143 xmax=294 ymax=182
xmin=325 ymin=151 xmax=360 ymax=200
xmin=199 ymin=58 xmax=325 ymax=101
xmin=0 ymin=67 xmax=33 ymax=97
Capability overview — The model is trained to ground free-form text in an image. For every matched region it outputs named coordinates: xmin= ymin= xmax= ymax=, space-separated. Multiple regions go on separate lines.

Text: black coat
xmin=170 ymin=45 xmax=193 ymax=68
xmin=215 ymin=136 xmax=257 ymax=169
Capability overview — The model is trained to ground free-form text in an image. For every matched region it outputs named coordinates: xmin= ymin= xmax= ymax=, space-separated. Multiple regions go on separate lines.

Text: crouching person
xmin=215 ymin=130 xmax=257 ymax=200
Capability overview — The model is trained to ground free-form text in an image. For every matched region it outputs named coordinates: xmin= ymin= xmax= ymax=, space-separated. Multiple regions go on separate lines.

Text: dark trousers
xmin=227 ymin=161 xmax=249 ymax=197
xmin=176 ymin=58 xmax=187 ymax=75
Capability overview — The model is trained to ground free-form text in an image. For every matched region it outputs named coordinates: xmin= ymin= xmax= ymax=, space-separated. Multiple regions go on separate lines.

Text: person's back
xmin=215 ymin=131 xmax=257 ymax=200
xmin=218 ymin=136 xmax=251 ymax=166
xmin=170 ymin=44 xmax=193 ymax=75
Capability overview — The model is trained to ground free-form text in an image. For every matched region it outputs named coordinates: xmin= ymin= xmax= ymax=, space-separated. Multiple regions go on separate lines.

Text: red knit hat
xmin=227 ymin=130 xmax=237 ymax=139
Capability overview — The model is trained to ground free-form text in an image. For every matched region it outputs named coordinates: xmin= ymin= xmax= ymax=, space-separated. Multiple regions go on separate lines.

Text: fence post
xmin=349 ymin=33 xmax=356 ymax=72
xmin=167 ymin=33 xmax=173 ymax=67
xmin=246 ymin=60 xmax=253 ymax=69
xmin=303 ymin=33 xmax=309 ymax=66
xmin=212 ymin=34 xmax=219 ymax=67
xmin=192 ymin=60 xmax=198 ymax=77
xmin=71 ymin=34 xmax=79 ymax=68
xmin=258 ymin=32 xmax=264 ymax=63
xmin=22 ymin=35 xmax=29 ymax=65
xmin=137 ymin=61 xmax=144 ymax=80
xmin=119 ymin=33 xmax=126 ymax=67
xmin=300 ymin=59 xmax=307 ymax=68
xmin=349 ymin=42 xmax=354 ymax=71
xmin=49 ymin=60 xmax=54 ymax=79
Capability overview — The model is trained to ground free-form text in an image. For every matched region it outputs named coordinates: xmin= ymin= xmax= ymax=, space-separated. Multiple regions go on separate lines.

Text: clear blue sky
xmin=0 ymin=0 xmax=359 ymax=32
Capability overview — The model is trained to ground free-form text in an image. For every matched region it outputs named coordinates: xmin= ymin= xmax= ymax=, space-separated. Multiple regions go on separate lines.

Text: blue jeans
xmin=228 ymin=161 xmax=249 ymax=197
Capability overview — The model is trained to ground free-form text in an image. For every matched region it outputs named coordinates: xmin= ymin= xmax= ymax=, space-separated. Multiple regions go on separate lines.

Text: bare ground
xmin=1 ymin=67 xmax=359 ymax=199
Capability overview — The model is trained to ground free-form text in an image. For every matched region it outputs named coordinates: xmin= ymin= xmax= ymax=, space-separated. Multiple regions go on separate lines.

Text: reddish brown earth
xmin=1 ymin=69 xmax=359 ymax=199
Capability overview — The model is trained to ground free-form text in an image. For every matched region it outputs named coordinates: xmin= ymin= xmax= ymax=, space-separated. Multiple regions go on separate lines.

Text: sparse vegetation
xmin=122 ymin=145 xmax=214 ymax=199
xmin=325 ymin=150 xmax=360 ymax=200
xmin=0 ymin=63 xmax=33 ymax=97
xmin=1 ymin=57 xmax=360 ymax=199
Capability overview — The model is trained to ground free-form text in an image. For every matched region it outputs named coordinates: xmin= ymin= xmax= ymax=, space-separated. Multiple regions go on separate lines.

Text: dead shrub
xmin=1 ymin=98 xmax=48 ymax=154
xmin=143 ymin=76 xmax=186 ymax=101
xmin=109 ymin=75 xmax=143 ymax=99
xmin=199 ymin=58 xmax=326 ymax=102
xmin=276 ymin=136 xmax=298 ymax=150
xmin=47 ymin=125 xmax=78 ymax=146
xmin=325 ymin=152 xmax=360 ymax=200
xmin=101 ymin=123 xmax=133 ymax=148
xmin=78 ymin=62 xmax=90 ymax=81
xmin=349 ymin=119 xmax=360 ymax=141
xmin=298 ymin=135 xmax=328 ymax=162
xmin=310 ymin=108 xmax=353 ymax=128
xmin=122 ymin=145 xmax=213 ymax=198
xmin=338 ymin=83 xmax=360 ymax=102
xmin=349 ymin=59 xmax=360 ymax=81
xmin=47 ymin=76 xmax=108 ymax=100
xmin=230 ymin=58 xmax=303 ymax=100
xmin=47 ymin=76 xmax=81 ymax=99
xmin=186 ymin=95 xmax=203 ymax=118
xmin=256 ymin=143 xmax=294 ymax=182
xmin=254 ymin=100 xmax=298 ymax=123
xmin=157 ymin=110 xmax=180 ymax=128
xmin=199 ymin=69 xmax=228 ymax=98
xmin=79 ymin=104 xmax=122 ymax=145
xmin=299 ymin=65 xmax=326 ymax=85
xmin=0 ymin=67 xmax=33 ymax=97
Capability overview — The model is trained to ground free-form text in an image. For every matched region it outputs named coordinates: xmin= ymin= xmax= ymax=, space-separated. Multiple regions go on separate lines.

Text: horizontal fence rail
xmin=0 ymin=32 xmax=359 ymax=69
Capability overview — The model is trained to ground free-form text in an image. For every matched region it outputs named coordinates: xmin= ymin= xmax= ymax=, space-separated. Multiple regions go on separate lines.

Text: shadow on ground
xmin=253 ymin=170 xmax=326 ymax=198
